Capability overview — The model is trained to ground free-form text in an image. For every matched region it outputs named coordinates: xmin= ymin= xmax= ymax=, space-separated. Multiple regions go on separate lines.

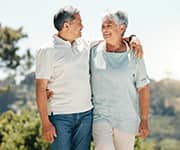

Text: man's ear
xmin=63 ymin=22 xmax=70 ymax=30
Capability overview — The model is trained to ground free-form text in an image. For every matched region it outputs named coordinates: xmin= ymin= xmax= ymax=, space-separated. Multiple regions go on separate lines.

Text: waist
xmin=48 ymin=104 xmax=93 ymax=115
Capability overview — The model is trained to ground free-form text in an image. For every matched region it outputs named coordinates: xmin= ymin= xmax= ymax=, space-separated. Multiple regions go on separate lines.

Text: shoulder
xmin=40 ymin=38 xmax=56 ymax=49
xmin=37 ymin=39 xmax=56 ymax=53
xmin=89 ymin=41 xmax=104 ymax=58
xmin=90 ymin=40 xmax=103 ymax=49
xmin=75 ymin=38 xmax=87 ymax=45
xmin=90 ymin=40 xmax=105 ymax=54
xmin=36 ymin=43 xmax=55 ymax=60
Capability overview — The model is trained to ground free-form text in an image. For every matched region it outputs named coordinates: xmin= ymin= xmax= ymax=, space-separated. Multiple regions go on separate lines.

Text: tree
xmin=0 ymin=24 xmax=34 ymax=75
xmin=150 ymin=79 xmax=180 ymax=115
xmin=0 ymin=25 xmax=34 ymax=112
xmin=0 ymin=75 xmax=17 ymax=113
xmin=21 ymin=72 xmax=35 ymax=87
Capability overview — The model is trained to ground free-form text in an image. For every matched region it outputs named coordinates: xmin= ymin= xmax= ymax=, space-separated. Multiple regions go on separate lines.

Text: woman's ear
xmin=119 ymin=24 xmax=126 ymax=32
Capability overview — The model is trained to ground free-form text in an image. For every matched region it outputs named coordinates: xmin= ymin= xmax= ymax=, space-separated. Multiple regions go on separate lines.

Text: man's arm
xmin=138 ymin=84 xmax=150 ymax=139
xmin=36 ymin=79 xmax=56 ymax=143
xmin=123 ymin=35 xmax=143 ymax=58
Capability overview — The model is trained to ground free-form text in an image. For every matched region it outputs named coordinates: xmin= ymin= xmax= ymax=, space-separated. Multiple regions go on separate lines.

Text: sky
xmin=0 ymin=0 xmax=180 ymax=81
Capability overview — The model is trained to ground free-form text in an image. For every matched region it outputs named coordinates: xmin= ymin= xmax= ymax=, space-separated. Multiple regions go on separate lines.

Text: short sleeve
xmin=35 ymin=48 xmax=53 ymax=79
xmin=135 ymin=58 xmax=150 ymax=88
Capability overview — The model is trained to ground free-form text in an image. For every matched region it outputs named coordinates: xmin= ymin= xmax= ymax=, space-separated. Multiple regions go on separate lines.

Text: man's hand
xmin=42 ymin=121 xmax=57 ymax=143
xmin=36 ymin=79 xmax=56 ymax=142
xmin=130 ymin=37 xmax=143 ymax=58
xmin=138 ymin=119 xmax=149 ymax=139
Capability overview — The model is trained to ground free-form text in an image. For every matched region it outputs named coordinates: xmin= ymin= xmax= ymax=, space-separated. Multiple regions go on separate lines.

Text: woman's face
xmin=101 ymin=20 xmax=124 ymax=43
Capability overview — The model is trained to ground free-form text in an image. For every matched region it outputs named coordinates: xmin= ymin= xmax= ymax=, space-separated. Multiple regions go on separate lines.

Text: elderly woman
xmin=90 ymin=10 xmax=150 ymax=150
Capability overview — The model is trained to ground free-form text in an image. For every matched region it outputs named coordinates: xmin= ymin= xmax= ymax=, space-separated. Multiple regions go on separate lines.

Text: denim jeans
xmin=49 ymin=109 xmax=93 ymax=150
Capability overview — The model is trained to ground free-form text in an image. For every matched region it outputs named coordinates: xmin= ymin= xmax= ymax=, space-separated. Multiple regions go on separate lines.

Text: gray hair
xmin=54 ymin=6 xmax=80 ymax=31
xmin=102 ymin=9 xmax=128 ymax=35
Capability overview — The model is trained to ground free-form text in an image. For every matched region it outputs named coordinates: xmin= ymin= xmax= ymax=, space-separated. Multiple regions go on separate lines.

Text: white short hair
xmin=102 ymin=9 xmax=128 ymax=28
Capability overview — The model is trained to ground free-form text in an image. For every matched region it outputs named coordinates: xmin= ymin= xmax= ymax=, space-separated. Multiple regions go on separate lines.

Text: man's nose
xmin=81 ymin=24 xmax=84 ymax=29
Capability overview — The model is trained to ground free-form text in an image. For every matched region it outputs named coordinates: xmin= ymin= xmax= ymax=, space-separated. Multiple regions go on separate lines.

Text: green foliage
xmin=134 ymin=136 xmax=144 ymax=150
xmin=0 ymin=25 xmax=34 ymax=73
xmin=0 ymin=108 xmax=154 ymax=150
xmin=1 ymin=107 xmax=179 ymax=150
xmin=0 ymin=25 xmax=26 ymax=69
xmin=91 ymin=142 xmax=95 ymax=150
xmin=134 ymin=137 xmax=156 ymax=150
xmin=141 ymin=140 xmax=156 ymax=150
xmin=0 ymin=109 xmax=50 ymax=150
xmin=157 ymin=138 xmax=180 ymax=150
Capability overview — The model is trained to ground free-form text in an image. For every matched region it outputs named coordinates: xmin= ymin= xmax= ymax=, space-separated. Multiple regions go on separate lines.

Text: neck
xmin=58 ymin=32 xmax=74 ymax=44
xmin=106 ymin=39 xmax=126 ymax=52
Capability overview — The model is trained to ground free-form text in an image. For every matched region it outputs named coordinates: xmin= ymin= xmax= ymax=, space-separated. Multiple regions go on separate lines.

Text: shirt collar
xmin=53 ymin=35 xmax=88 ymax=52
xmin=53 ymin=34 xmax=73 ymax=47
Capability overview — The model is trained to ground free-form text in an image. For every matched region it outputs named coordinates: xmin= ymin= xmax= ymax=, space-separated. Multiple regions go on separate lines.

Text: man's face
xmin=68 ymin=14 xmax=83 ymax=40
xmin=101 ymin=20 xmax=123 ymax=43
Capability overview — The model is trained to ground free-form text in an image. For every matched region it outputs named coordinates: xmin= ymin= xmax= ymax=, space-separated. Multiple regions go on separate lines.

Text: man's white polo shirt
xmin=36 ymin=35 xmax=93 ymax=114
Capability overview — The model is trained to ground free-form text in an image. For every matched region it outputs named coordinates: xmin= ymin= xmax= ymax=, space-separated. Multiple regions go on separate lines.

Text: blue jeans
xmin=49 ymin=109 xmax=93 ymax=150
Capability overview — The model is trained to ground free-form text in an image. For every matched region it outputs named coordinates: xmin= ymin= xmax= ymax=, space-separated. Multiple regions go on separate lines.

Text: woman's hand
xmin=46 ymin=89 xmax=54 ymax=100
xmin=138 ymin=119 xmax=149 ymax=139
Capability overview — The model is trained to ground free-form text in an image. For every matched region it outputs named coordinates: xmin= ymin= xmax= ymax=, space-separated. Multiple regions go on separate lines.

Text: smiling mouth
xmin=103 ymin=33 xmax=111 ymax=38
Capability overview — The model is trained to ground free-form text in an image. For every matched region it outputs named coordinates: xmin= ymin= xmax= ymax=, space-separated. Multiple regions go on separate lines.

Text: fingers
xmin=46 ymin=89 xmax=54 ymax=99
xmin=138 ymin=127 xmax=144 ymax=138
xmin=138 ymin=119 xmax=149 ymax=139
xmin=52 ymin=127 xmax=57 ymax=138
xmin=130 ymin=42 xmax=143 ymax=58
xmin=137 ymin=45 xmax=143 ymax=58
xmin=42 ymin=124 xmax=57 ymax=143
xmin=130 ymin=36 xmax=141 ymax=45
xmin=138 ymin=126 xmax=149 ymax=139
xmin=42 ymin=131 xmax=54 ymax=143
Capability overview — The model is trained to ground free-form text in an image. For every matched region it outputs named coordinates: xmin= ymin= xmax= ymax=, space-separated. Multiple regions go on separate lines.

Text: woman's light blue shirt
xmin=90 ymin=41 xmax=150 ymax=135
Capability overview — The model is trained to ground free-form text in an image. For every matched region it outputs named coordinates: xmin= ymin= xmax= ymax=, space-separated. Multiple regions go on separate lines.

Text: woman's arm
xmin=138 ymin=84 xmax=150 ymax=139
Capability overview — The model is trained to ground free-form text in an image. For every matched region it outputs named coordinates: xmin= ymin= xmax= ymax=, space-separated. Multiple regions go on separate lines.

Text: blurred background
xmin=0 ymin=0 xmax=180 ymax=149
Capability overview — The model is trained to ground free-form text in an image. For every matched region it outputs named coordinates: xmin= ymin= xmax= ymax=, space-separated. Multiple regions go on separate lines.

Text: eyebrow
xmin=102 ymin=23 xmax=113 ymax=26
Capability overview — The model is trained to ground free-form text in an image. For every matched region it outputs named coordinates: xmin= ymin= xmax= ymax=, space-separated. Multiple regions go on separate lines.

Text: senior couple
xmin=36 ymin=5 xmax=150 ymax=150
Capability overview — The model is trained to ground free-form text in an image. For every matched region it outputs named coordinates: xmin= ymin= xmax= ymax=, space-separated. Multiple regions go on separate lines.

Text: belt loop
xmin=51 ymin=112 xmax=54 ymax=116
